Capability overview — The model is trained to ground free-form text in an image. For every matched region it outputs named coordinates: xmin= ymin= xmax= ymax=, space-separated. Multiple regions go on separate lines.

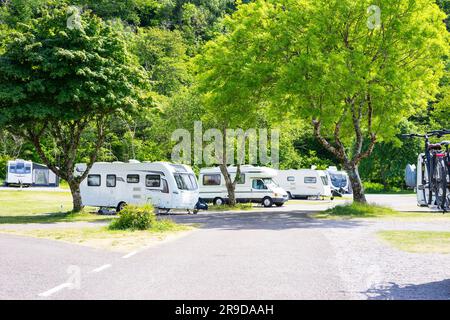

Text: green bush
xmin=0 ymin=155 xmax=9 ymax=180
xmin=363 ymin=182 xmax=385 ymax=193
xmin=108 ymin=204 xmax=156 ymax=231
xmin=363 ymin=181 xmax=403 ymax=193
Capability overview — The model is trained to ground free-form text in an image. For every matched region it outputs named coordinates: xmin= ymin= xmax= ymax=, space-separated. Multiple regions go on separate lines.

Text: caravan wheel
xmin=116 ymin=202 xmax=127 ymax=213
xmin=213 ymin=197 xmax=225 ymax=206
xmin=262 ymin=197 xmax=273 ymax=208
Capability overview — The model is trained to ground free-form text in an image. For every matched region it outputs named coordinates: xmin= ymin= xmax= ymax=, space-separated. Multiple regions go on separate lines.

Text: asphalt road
xmin=1 ymin=202 xmax=449 ymax=300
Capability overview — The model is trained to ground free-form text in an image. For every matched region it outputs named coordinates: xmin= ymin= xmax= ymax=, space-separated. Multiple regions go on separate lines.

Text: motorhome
xmin=5 ymin=159 xmax=59 ymax=187
xmin=327 ymin=167 xmax=351 ymax=195
xmin=274 ymin=169 xmax=332 ymax=199
xmin=198 ymin=165 xmax=289 ymax=207
xmin=75 ymin=161 xmax=199 ymax=213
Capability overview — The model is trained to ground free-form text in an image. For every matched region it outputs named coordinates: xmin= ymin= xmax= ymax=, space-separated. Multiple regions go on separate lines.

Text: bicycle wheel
xmin=422 ymin=158 xmax=431 ymax=206
xmin=433 ymin=158 xmax=448 ymax=210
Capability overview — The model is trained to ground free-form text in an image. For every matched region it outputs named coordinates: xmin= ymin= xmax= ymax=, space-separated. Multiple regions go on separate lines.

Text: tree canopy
xmin=0 ymin=4 xmax=149 ymax=210
xmin=193 ymin=0 xmax=449 ymax=202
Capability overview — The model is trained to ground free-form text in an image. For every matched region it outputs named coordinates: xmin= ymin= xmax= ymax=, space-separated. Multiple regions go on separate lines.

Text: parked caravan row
xmin=75 ymin=161 xmax=346 ymax=213
xmin=5 ymin=159 xmax=59 ymax=187
xmin=198 ymin=165 xmax=289 ymax=207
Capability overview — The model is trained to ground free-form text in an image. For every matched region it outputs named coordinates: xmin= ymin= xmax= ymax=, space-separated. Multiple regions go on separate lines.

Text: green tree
xmin=195 ymin=0 xmax=448 ymax=203
xmin=133 ymin=27 xmax=190 ymax=96
xmin=0 ymin=5 xmax=148 ymax=211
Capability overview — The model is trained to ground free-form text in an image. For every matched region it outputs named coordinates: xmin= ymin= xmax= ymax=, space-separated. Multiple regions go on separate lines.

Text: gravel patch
xmin=321 ymin=219 xmax=450 ymax=300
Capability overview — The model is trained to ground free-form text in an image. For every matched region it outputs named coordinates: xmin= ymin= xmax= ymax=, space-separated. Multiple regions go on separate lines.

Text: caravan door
xmin=144 ymin=174 xmax=170 ymax=209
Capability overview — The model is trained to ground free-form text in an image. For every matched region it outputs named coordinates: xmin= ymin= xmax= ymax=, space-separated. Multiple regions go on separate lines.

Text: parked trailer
xmin=327 ymin=167 xmax=351 ymax=195
xmin=274 ymin=169 xmax=332 ymax=199
xmin=5 ymin=159 xmax=59 ymax=187
xmin=75 ymin=161 xmax=199 ymax=213
xmin=199 ymin=165 xmax=289 ymax=207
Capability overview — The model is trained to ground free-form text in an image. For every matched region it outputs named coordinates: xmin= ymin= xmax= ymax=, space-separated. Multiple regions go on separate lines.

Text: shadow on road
xmin=365 ymin=280 xmax=450 ymax=300
xmin=165 ymin=210 xmax=366 ymax=231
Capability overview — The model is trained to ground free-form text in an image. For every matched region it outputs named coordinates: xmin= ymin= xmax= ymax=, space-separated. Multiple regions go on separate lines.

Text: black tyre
xmin=213 ymin=197 xmax=225 ymax=206
xmin=116 ymin=202 xmax=127 ymax=213
xmin=433 ymin=159 xmax=448 ymax=210
xmin=262 ymin=197 xmax=273 ymax=208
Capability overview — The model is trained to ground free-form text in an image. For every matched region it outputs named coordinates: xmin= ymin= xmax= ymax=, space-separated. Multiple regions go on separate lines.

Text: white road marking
xmin=122 ymin=251 xmax=138 ymax=259
xmin=38 ymin=283 xmax=71 ymax=297
xmin=91 ymin=264 xmax=112 ymax=273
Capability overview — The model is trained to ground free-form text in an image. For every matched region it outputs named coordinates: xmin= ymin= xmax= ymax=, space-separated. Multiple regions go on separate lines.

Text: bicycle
xmin=402 ymin=129 xmax=450 ymax=211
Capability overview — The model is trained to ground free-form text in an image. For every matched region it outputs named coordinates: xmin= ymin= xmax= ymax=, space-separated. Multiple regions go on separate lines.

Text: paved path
xmin=1 ymin=209 xmax=449 ymax=300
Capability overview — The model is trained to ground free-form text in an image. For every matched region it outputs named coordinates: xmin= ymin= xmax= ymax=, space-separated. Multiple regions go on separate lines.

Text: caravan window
xmin=127 ymin=174 xmax=140 ymax=184
xmin=203 ymin=174 xmax=221 ymax=186
xmin=330 ymin=174 xmax=347 ymax=188
xmin=287 ymin=176 xmax=295 ymax=182
xmin=175 ymin=174 xmax=197 ymax=190
xmin=106 ymin=175 xmax=116 ymax=188
xmin=252 ymin=179 xmax=268 ymax=190
xmin=188 ymin=174 xmax=198 ymax=189
xmin=15 ymin=162 xmax=25 ymax=174
xmin=9 ymin=165 xmax=16 ymax=173
xmin=320 ymin=176 xmax=329 ymax=186
xmin=161 ymin=179 xmax=169 ymax=194
xmin=87 ymin=175 xmax=101 ymax=187
xmin=146 ymin=175 xmax=161 ymax=188
xmin=304 ymin=177 xmax=317 ymax=184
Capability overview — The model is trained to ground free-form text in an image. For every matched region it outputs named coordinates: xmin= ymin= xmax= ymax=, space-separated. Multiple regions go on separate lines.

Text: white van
xmin=274 ymin=169 xmax=332 ymax=199
xmin=76 ymin=161 xmax=199 ymax=213
xmin=5 ymin=159 xmax=59 ymax=187
xmin=199 ymin=165 xmax=289 ymax=207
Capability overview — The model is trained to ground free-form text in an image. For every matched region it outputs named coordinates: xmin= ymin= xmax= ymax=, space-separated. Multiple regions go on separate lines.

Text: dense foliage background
xmin=0 ymin=0 xmax=448 ymax=192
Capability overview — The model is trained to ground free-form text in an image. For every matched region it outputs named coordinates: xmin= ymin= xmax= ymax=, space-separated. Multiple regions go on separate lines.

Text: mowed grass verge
xmin=0 ymin=190 xmax=113 ymax=224
xmin=1 ymin=220 xmax=192 ymax=252
xmin=378 ymin=231 xmax=450 ymax=254
xmin=0 ymin=191 xmax=194 ymax=251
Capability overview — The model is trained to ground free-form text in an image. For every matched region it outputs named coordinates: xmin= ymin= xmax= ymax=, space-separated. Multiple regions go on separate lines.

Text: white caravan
xmin=198 ymin=165 xmax=289 ymax=207
xmin=5 ymin=159 xmax=59 ymax=187
xmin=327 ymin=167 xmax=351 ymax=195
xmin=274 ymin=169 xmax=332 ymax=199
xmin=76 ymin=161 xmax=199 ymax=213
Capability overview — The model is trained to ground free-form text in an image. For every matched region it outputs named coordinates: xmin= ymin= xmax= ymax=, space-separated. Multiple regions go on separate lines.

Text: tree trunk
xmin=68 ymin=180 xmax=83 ymax=212
xmin=345 ymin=164 xmax=367 ymax=204
xmin=219 ymin=164 xmax=237 ymax=206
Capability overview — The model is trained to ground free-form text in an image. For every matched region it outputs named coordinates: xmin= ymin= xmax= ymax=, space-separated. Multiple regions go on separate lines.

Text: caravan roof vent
xmin=128 ymin=160 xmax=141 ymax=164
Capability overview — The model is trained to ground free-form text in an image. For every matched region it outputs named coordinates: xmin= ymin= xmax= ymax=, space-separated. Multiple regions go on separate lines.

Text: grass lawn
xmin=209 ymin=203 xmax=254 ymax=211
xmin=313 ymin=202 xmax=450 ymax=220
xmin=0 ymin=220 xmax=192 ymax=252
xmin=0 ymin=190 xmax=113 ymax=224
xmin=378 ymin=231 xmax=450 ymax=254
